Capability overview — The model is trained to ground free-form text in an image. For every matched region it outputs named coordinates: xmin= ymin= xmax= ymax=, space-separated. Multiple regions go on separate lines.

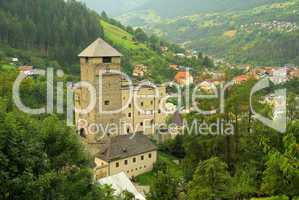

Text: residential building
xmin=92 ymin=134 xmax=158 ymax=180
xmin=199 ymin=81 xmax=217 ymax=92
xmin=233 ymin=75 xmax=250 ymax=84
xmin=290 ymin=69 xmax=299 ymax=79
xmin=133 ymin=64 xmax=147 ymax=78
xmin=169 ymin=64 xmax=179 ymax=71
xmin=19 ymin=66 xmax=33 ymax=75
xmin=174 ymin=71 xmax=194 ymax=86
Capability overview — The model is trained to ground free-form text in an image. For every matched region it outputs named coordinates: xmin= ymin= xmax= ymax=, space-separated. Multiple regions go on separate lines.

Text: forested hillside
xmin=137 ymin=0 xmax=287 ymax=18
xmin=127 ymin=0 xmax=299 ymax=66
xmin=0 ymin=0 xmax=103 ymax=67
xmin=80 ymin=0 xmax=148 ymax=16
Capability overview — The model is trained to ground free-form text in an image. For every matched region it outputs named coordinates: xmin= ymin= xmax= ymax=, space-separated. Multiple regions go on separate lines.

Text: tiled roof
xmin=175 ymin=71 xmax=192 ymax=81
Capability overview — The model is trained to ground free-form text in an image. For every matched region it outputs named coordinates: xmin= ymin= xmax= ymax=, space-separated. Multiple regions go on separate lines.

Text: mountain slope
xmin=133 ymin=0 xmax=299 ymax=66
xmin=137 ymin=0 xmax=288 ymax=18
xmin=80 ymin=0 xmax=148 ymax=16
xmin=101 ymin=20 xmax=175 ymax=83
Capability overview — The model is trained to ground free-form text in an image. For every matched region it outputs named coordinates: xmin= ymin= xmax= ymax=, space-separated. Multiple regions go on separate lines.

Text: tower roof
xmin=78 ymin=38 xmax=122 ymax=57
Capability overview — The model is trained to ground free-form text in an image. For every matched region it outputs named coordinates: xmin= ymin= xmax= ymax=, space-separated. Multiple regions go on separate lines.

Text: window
xmin=85 ymin=57 xmax=89 ymax=63
xmin=104 ymin=100 xmax=110 ymax=105
xmin=141 ymin=155 xmax=144 ymax=160
xmin=136 ymin=168 xmax=138 ymax=171
xmin=133 ymin=158 xmax=136 ymax=163
xmin=140 ymin=122 xmax=144 ymax=126
xmin=141 ymin=102 xmax=144 ymax=107
xmin=150 ymin=101 xmax=153 ymax=105
xmin=158 ymin=109 xmax=161 ymax=114
xmin=124 ymin=160 xmax=128 ymax=165
xmin=149 ymin=153 xmax=152 ymax=158
xmin=103 ymin=57 xmax=112 ymax=63
xmin=116 ymin=162 xmax=119 ymax=168
xmin=129 ymin=104 xmax=132 ymax=108
xmin=127 ymin=128 xmax=130 ymax=133
xmin=128 ymin=113 xmax=132 ymax=117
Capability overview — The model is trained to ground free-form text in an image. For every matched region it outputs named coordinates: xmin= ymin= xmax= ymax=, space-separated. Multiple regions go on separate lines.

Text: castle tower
xmin=76 ymin=38 xmax=123 ymax=136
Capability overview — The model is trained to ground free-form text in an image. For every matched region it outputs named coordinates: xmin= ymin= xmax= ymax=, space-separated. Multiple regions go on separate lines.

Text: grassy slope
xmin=101 ymin=20 xmax=146 ymax=50
xmin=101 ymin=20 xmax=174 ymax=83
xmin=136 ymin=152 xmax=183 ymax=186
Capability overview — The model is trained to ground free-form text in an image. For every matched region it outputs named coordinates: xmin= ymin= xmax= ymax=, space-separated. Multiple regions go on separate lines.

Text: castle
xmin=74 ymin=38 xmax=168 ymax=179
xmin=74 ymin=38 xmax=167 ymax=138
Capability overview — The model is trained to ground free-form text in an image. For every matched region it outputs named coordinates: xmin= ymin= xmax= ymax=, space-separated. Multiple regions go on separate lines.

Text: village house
xmin=91 ymin=134 xmax=158 ymax=180
xmin=270 ymin=68 xmax=288 ymax=83
xmin=11 ymin=57 xmax=19 ymax=62
xmin=175 ymin=53 xmax=186 ymax=58
xmin=233 ymin=75 xmax=250 ymax=84
xmin=199 ymin=81 xmax=217 ymax=92
xmin=19 ymin=65 xmax=34 ymax=76
xmin=169 ymin=64 xmax=179 ymax=71
xmin=160 ymin=46 xmax=168 ymax=53
xmin=290 ymin=69 xmax=299 ymax=79
xmin=174 ymin=70 xmax=194 ymax=86
xmin=133 ymin=64 xmax=148 ymax=78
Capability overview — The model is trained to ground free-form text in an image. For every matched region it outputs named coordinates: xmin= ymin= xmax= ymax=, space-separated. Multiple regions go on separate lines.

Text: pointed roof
xmin=78 ymin=38 xmax=122 ymax=57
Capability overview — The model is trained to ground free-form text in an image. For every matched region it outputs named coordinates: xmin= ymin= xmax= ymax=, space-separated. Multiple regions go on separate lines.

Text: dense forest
xmin=0 ymin=0 xmax=103 ymax=67
xmin=148 ymin=79 xmax=299 ymax=200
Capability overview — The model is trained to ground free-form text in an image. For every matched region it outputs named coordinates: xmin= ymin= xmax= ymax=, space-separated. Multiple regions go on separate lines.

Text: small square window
xmin=140 ymin=122 xmax=144 ymax=126
xmin=116 ymin=162 xmax=119 ymax=167
xmin=103 ymin=57 xmax=112 ymax=63
xmin=158 ymin=109 xmax=161 ymax=114
xmin=127 ymin=128 xmax=130 ymax=133
xmin=141 ymin=102 xmax=144 ymax=107
xmin=128 ymin=113 xmax=132 ymax=117
xmin=141 ymin=156 xmax=144 ymax=160
xmin=133 ymin=158 xmax=136 ymax=163
xmin=104 ymin=100 xmax=110 ymax=105
xmin=85 ymin=57 xmax=89 ymax=63
xmin=124 ymin=160 xmax=128 ymax=165
xmin=150 ymin=101 xmax=153 ymax=105
xmin=149 ymin=153 xmax=152 ymax=158
xmin=129 ymin=104 xmax=132 ymax=108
